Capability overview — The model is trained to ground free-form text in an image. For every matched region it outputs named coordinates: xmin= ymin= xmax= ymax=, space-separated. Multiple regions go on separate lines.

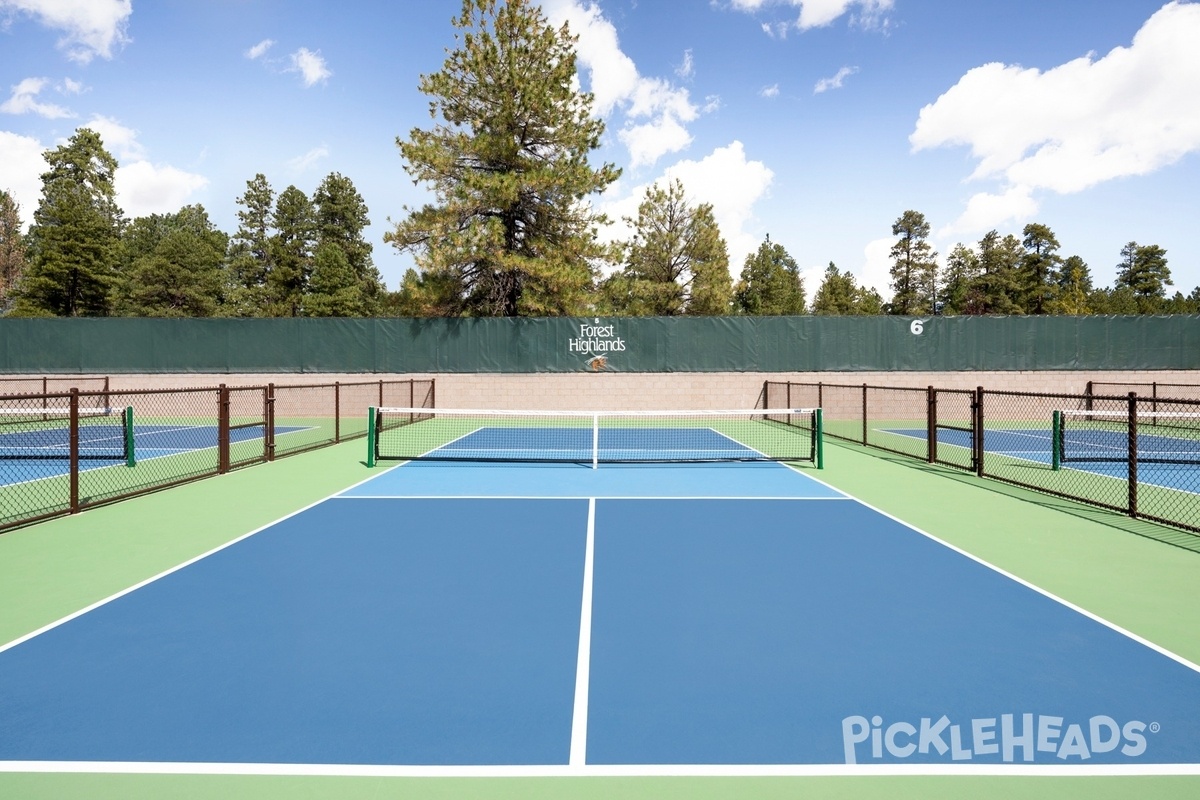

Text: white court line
xmin=569 ymin=498 xmax=596 ymax=767
xmin=794 ymin=446 xmax=1200 ymax=678
xmin=333 ymin=495 xmax=851 ymax=501
xmin=0 ymin=459 xmax=392 ymax=655
xmin=1 ymin=760 xmax=1197 ymax=777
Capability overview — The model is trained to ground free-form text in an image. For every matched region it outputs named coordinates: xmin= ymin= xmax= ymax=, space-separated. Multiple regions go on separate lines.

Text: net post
xmin=124 ymin=405 xmax=136 ymax=467
xmin=334 ymin=381 xmax=341 ymax=443
xmin=1051 ymin=410 xmax=1062 ymax=471
xmin=69 ymin=388 xmax=80 ymax=514
xmin=366 ymin=406 xmax=377 ymax=468
xmin=815 ymin=408 xmax=824 ymax=469
xmin=592 ymin=414 xmax=599 ymax=470
xmin=1127 ymin=392 xmax=1138 ymax=519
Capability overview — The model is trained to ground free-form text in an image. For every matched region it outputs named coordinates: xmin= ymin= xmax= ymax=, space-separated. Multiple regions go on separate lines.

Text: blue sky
xmin=2 ymin=0 xmax=1198 ymax=302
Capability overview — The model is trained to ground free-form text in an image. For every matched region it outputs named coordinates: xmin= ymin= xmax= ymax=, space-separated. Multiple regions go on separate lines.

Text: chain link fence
xmin=764 ymin=380 xmax=1199 ymax=540
xmin=1 ymin=378 xmax=434 ymax=533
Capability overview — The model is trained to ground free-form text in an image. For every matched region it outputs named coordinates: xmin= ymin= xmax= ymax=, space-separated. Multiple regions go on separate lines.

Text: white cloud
xmin=1 ymin=77 xmax=74 ymax=118
xmin=245 ymin=39 xmax=275 ymax=60
xmin=0 ymin=131 xmax=46 ymax=230
xmin=912 ymin=1 xmax=1200 ymax=236
xmin=760 ymin=84 xmax=780 ymax=98
xmin=59 ymin=77 xmax=84 ymax=95
xmin=286 ymin=145 xmax=330 ymax=173
xmin=115 ymin=161 xmax=208 ymax=219
xmin=82 ymin=114 xmax=145 ymax=161
xmin=542 ymin=0 xmax=706 ymax=169
xmin=0 ymin=124 xmax=207 ymax=224
xmin=596 ymin=141 xmax=774 ymax=275
xmin=0 ymin=0 xmax=132 ymax=63
xmin=859 ymin=237 xmax=893 ymax=294
xmin=814 ymin=65 xmax=858 ymax=94
xmin=730 ymin=0 xmax=894 ymax=33
xmin=288 ymin=47 xmax=331 ymax=87
xmin=676 ymin=49 xmax=694 ymax=80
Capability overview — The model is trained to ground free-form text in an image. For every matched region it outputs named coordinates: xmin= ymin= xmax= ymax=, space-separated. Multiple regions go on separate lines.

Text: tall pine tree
xmin=13 ymin=129 xmax=123 ymax=316
xmin=387 ymin=0 xmax=620 ymax=316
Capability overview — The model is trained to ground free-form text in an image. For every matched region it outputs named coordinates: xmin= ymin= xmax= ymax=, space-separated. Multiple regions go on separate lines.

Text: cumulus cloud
xmin=0 ymin=0 xmax=132 ymax=63
xmin=814 ymin=65 xmax=858 ymax=94
xmin=287 ymin=145 xmax=330 ymax=173
xmin=288 ymin=47 xmax=331 ymax=87
xmin=0 ymin=131 xmax=46 ymax=229
xmin=245 ymin=39 xmax=275 ymax=60
xmin=115 ymin=161 xmax=209 ymax=219
xmin=913 ymin=1 xmax=1200 ymax=237
xmin=1 ymin=77 xmax=74 ymax=118
xmin=542 ymin=0 xmax=710 ymax=169
xmin=1 ymin=121 xmax=208 ymax=220
xmin=676 ymin=49 xmax=694 ymax=80
xmin=730 ymin=0 xmax=894 ymax=34
xmin=760 ymin=84 xmax=780 ymax=98
xmin=83 ymin=114 xmax=145 ymax=161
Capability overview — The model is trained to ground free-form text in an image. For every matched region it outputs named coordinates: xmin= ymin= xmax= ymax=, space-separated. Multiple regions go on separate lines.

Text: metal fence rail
xmin=764 ymin=380 xmax=1199 ymax=538
xmin=0 ymin=378 xmax=434 ymax=533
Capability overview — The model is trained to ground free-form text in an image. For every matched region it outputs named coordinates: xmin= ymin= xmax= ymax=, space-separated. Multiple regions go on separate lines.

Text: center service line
xmin=569 ymin=497 xmax=597 ymax=767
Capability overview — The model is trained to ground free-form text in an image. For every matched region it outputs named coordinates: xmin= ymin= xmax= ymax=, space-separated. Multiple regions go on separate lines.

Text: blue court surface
xmin=2 ymin=457 xmax=1200 ymax=775
xmin=0 ymin=424 xmax=308 ymax=487
xmin=888 ymin=427 xmax=1200 ymax=494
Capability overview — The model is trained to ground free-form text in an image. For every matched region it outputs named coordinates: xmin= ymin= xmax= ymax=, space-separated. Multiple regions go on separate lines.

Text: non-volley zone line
xmin=2 ymin=479 xmax=1200 ymax=773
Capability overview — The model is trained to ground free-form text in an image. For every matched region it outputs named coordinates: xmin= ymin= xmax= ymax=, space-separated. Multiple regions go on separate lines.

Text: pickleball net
xmin=1052 ymin=408 xmax=1200 ymax=468
xmin=0 ymin=405 xmax=135 ymax=463
xmin=366 ymin=407 xmax=823 ymax=469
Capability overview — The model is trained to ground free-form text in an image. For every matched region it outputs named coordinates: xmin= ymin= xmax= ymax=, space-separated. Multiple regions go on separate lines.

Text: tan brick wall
xmin=9 ymin=370 xmax=1195 ymax=410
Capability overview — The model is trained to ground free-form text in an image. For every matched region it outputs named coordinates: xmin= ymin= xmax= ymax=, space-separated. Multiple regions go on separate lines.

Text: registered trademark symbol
xmin=1149 ymin=722 xmax=1161 ymax=733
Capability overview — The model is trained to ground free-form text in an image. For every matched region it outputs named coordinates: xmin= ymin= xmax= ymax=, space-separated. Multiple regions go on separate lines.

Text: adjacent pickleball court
xmin=2 ymin=411 xmax=1200 ymax=773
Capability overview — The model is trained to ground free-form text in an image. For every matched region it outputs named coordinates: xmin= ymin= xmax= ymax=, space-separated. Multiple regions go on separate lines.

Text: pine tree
xmin=312 ymin=172 xmax=384 ymax=315
xmin=12 ymin=129 xmax=123 ymax=316
xmin=733 ymin=235 xmax=805 ymax=315
xmin=114 ymin=205 xmax=228 ymax=316
xmin=939 ymin=243 xmax=978 ymax=315
xmin=225 ymin=174 xmax=275 ymax=316
xmin=386 ymin=0 xmax=620 ymax=316
xmin=887 ymin=210 xmax=937 ymax=315
xmin=1116 ymin=241 xmax=1171 ymax=313
xmin=601 ymin=180 xmax=731 ymax=316
xmin=1050 ymin=255 xmax=1092 ymax=315
xmin=268 ymin=185 xmax=316 ymax=316
xmin=0 ymin=190 xmax=27 ymax=312
xmin=970 ymin=230 xmax=1023 ymax=314
xmin=1019 ymin=222 xmax=1062 ymax=314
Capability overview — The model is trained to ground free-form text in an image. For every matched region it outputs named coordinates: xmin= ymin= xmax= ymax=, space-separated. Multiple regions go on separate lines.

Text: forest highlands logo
xmin=569 ymin=319 xmax=626 ymax=370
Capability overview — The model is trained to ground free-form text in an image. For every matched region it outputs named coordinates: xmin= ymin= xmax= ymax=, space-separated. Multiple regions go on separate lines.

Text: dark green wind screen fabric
xmin=2 ymin=315 xmax=1197 ymax=373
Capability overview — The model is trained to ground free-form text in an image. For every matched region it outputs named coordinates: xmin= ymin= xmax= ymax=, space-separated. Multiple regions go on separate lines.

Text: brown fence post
xmin=69 ymin=388 xmax=80 ymax=514
xmin=1127 ymin=392 xmax=1138 ymax=519
xmin=926 ymin=387 xmax=937 ymax=464
xmin=861 ymin=384 xmax=868 ymax=445
xmin=974 ymin=387 xmax=985 ymax=478
xmin=265 ymin=384 xmax=276 ymax=462
xmin=218 ymin=384 xmax=230 ymax=474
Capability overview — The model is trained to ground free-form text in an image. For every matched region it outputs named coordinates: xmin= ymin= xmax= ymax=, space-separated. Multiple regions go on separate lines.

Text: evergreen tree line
xmin=0 ymin=130 xmax=386 ymax=318
xmin=2 ymin=0 xmax=1196 ymax=319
